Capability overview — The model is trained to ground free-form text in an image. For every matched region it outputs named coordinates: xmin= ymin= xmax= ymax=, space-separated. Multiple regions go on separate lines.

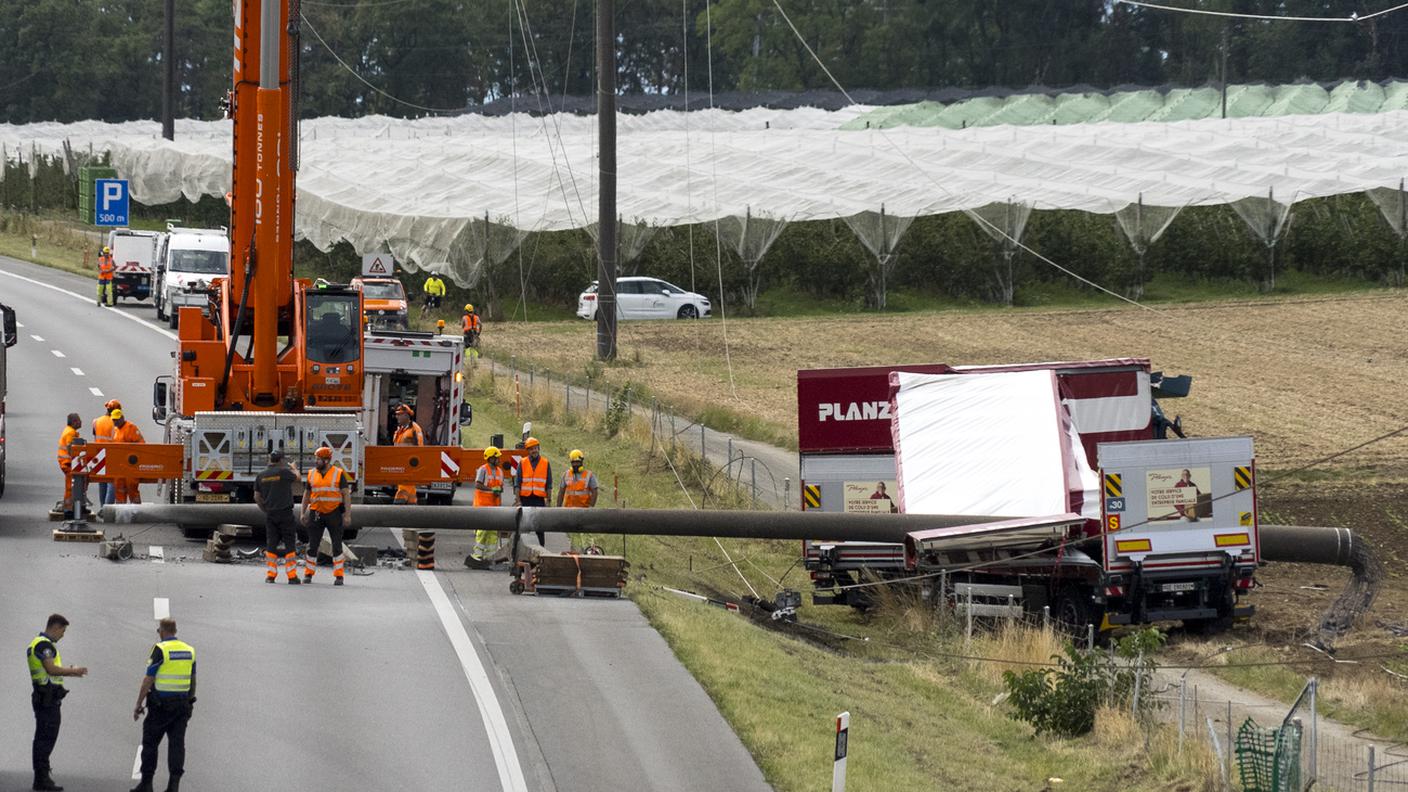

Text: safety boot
xmin=334 ymin=577 xmax=344 ymax=586
xmin=129 ymin=775 xmax=153 ymax=792
xmin=163 ymin=776 xmax=181 ymax=792
xmin=32 ymin=774 xmax=63 ymax=791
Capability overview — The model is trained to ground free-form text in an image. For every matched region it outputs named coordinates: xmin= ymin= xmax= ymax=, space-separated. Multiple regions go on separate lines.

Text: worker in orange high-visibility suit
xmin=466 ymin=446 xmax=505 ymax=565
xmin=56 ymin=414 xmax=84 ymax=518
xmin=109 ymin=409 xmax=146 ymax=503
xmin=392 ymin=404 xmax=424 ymax=505
xmin=92 ymin=399 xmax=121 ymax=507
xmin=96 ymin=247 xmax=115 ymax=307
xmin=461 ymin=304 xmax=481 ymax=356
xmin=300 ymin=447 xmax=352 ymax=585
xmin=556 ymin=449 xmax=598 ymax=510
xmin=515 ymin=437 xmax=552 ymax=546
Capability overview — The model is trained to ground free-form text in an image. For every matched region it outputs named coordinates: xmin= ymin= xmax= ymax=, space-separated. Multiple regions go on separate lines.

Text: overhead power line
xmin=300 ymin=13 xmax=464 ymax=114
xmin=1114 ymin=0 xmax=1408 ymax=23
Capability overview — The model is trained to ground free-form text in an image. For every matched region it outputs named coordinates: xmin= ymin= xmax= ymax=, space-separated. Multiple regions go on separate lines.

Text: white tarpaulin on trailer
xmin=5 ymin=108 xmax=1408 ymax=276
xmin=891 ymin=370 xmax=1098 ymax=519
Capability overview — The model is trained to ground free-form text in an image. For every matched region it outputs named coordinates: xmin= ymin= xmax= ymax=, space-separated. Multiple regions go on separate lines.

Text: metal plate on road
xmin=1161 ymin=582 xmax=1196 ymax=592
xmin=195 ymin=492 xmax=231 ymax=503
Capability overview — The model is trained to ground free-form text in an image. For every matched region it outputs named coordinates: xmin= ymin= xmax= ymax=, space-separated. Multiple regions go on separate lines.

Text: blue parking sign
xmin=94 ymin=179 xmax=129 ymax=227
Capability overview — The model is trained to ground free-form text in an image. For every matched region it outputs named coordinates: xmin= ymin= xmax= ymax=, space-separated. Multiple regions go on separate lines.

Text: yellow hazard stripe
xmin=1103 ymin=473 xmax=1122 ymax=498
xmin=802 ymin=485 xmax=821 ymax=509
xmin=1115 ymin=538 xmax=1151 ymax=554
xmin=1233 ymin=466 xmax=1252 ymax=491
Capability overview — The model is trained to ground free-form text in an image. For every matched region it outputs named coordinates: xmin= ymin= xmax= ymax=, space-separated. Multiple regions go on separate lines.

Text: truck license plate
xmin=1161 ymin=582 xmax=1196 ymax=593
xmin=324 ymin=377 xmax=341 ymax=385
xmin=195 ymin=493 xmax=230 ymax=503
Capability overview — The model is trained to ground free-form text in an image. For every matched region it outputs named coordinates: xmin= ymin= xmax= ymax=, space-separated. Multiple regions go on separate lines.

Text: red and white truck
xmin=799 ymin=361 xmax=1257 ymax=631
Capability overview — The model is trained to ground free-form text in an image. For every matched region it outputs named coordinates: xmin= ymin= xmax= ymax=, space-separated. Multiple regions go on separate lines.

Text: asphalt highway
xmin=0 ymin=256 xmax=772 ymax=792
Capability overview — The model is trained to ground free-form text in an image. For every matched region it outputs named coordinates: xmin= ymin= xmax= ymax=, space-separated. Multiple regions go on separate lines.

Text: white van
xmin=154 ymin=225 xmax=229 ymax=329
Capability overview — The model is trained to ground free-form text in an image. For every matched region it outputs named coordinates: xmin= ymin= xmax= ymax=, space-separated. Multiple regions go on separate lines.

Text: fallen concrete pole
xmin=1260 ymin=524 xmax=1381 ymax=643
xmin=102 ymin=503 xmax=998 ymax=543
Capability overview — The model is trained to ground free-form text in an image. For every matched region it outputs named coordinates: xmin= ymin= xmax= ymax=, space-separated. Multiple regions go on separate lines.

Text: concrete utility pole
xmin=162 ymin=0 xmax=175 ymax=140
xmin=595 ymin=0 xmax=618 ymax=361
xmin=1220 ymin=24 xmax=1229 ymax=120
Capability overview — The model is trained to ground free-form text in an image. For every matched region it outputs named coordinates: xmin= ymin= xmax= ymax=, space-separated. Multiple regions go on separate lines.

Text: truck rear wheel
xmin=1054 ymin=587 xmax=1094 ymax=634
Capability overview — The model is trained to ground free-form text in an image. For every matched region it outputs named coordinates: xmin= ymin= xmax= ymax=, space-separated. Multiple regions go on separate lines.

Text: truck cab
xmin=155 ymin=226 xmax=229 ymax=328
xmin=351 ymin=277 xmax=410 ymax=330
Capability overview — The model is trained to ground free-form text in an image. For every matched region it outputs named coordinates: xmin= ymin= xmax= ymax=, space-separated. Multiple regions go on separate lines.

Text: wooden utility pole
xmin=595 ymin=0 xmax=618 ymax=361
xmin=163 ymin=0 xmax=175 ymax=140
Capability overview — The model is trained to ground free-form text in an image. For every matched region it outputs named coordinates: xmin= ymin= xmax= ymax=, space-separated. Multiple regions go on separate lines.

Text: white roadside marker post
xmin=833 ymin=711 xmax=850 ymax=792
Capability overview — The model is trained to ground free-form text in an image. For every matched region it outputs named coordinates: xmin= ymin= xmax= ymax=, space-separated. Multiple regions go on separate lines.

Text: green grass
xmin=462 ymin=367 xmax=1218 ymax=791
xmin=1204 ymin=646 xmax=1408 ymax=742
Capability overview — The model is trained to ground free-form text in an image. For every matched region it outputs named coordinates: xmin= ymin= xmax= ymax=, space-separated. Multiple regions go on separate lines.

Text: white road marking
xmin=30 ymin=334 xmax=43 ymax=342
xmin=153 ymin=597 xmax=170 ymax=620
xmin=70 ymin=367 xmax=84 ymax=376
xmin=417 ymin=570 xmax=528 ymax=792
xmin=0 ymin=268 xmax=179 ymax=341
xmin=89 ymin=387 xmax=104 ymax=397
xmin=131 ymin=747 xmax=142 ymax=780
xmin=16 ymin=321 xmax=23 ymax=327
xmin=149 ymin=546 xmax=165 ymax=564
xmin=51 ymin=349 xmax=65 ymax=358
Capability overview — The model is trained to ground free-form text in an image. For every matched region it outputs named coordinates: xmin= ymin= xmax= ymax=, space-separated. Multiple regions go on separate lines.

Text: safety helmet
xmin=314 ymin=446 xmax=334 ymax=460
xmin=110 ymin=408 xmax=124 ymax=421
xmin=102 ymin=246 xmax=111 ymax=254
xmin=484 ymin=445 xmax=500 ymax=459
xmin=104 ymin=399 xmax=122 ymax=412
xmin=568 ymin=449 xmax=584 ymax=462
xmin=464 ymin=303 xmax=474 ymax=313
xmin=524 ymin=437 xmax=540 ymax=449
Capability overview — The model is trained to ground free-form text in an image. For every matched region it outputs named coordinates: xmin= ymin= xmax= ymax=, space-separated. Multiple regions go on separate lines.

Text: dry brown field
xmin=483 ymin=291 xmax=1408 ymax=476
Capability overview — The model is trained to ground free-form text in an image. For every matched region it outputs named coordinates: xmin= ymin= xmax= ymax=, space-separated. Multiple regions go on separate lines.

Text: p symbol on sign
xmin=101 ymin=180 xmax=123 ymax=210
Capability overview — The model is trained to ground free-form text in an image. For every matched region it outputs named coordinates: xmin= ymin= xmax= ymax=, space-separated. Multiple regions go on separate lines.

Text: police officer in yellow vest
xmin=27 ymin=613 xmax=87 ymax=792
xmin=131 ymin=618 xmax=195 ymax=792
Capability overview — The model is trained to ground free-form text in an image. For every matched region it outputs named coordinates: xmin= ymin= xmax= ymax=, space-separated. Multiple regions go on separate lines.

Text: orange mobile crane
xmin=70 ymin=0 xmax=498 ymax=535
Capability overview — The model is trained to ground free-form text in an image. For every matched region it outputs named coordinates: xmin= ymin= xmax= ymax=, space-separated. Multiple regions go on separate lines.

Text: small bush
xmin=602 ymin=382 xmax=635 ymax=439
xmin=1002 ymin=628 xmax=1165 ymax=737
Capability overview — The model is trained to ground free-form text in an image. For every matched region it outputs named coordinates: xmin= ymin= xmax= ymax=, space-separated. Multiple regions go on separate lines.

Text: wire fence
xmin=487 ymin=355 xmax=793 ymax=510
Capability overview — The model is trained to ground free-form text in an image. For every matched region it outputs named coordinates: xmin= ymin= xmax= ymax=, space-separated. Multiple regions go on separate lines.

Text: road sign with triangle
xmin=362 ymin=253 xmax=395 ymax=276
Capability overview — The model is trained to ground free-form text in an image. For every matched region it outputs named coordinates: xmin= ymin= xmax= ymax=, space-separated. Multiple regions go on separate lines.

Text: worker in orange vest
xmin=514 ymin=437 xmax=552 ymax=546
xmin=467 ymin=446 xmax=505 ymax=564
xmin=556 ymin=449 xmax=598 ymax=510
xmin=461 ymin=304 xmax=481 ymax=356
xmin=56 ymin=414 xmax=84 ymax=519
xmin=300 ymin=446 xmax=352 ymax=585
xmin=109 ymin=409 xmax=145 ymax=504
xmin=392 ymin=404 xmax=423 ymax=505
xmin=96 ymin=246 xmax=115 ymax=307
xmin=92 ymin=399 xmax=121 ymax=507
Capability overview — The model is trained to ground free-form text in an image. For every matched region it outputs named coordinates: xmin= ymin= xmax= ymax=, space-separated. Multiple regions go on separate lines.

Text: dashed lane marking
xmin=51 ymin=350 xmax=65 ymax=358
xmin=0 ymin=268 xmax=178 ymax=341
xmin=70 ymin=367 xmax=84 ymax=376
xmin=30 ymin=334 xmax=43 ymax=342
xmin=153 ymin=598 xmax=170 ymax=620
xmin=89 ymin=387 xmax=104 ymax=397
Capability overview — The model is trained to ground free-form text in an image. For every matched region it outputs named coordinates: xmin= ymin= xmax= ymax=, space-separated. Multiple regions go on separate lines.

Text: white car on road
xmin=577 ymin=277 xmax=711 ymax=320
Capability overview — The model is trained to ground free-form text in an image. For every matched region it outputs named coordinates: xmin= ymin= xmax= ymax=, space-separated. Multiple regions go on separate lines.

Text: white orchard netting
xmin=5 ymin=107 xmax=1408 ymax=286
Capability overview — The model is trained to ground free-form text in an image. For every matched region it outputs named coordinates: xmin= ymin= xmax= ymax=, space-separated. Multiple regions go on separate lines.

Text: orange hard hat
xmin=524 ymin=437 xmax=540 ymax=449
xmin=314 ymin=446 xmax=334 ymax=460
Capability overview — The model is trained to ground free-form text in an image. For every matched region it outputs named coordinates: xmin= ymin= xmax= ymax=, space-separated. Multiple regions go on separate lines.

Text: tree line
xmin=5 ymin=0 xmax=1408 ymax=123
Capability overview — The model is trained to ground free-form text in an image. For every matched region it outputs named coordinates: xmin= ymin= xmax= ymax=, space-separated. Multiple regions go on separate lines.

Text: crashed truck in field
xmin=799 ymin=360 xmax=1258 ymax=632
xmin=152 ymin=329 xmax=467 ymax=537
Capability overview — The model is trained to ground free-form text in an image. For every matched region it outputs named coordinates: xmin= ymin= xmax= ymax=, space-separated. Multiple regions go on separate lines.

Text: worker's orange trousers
xmin=114 ymin=479 xmax=142 ymax=504
xmin=394 ymin=484 xmax=417 ymax=504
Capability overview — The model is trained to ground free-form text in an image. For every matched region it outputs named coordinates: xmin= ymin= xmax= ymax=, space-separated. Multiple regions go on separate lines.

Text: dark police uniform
xmin=26 ymin=634 xmax=66 ymax=780
xmin=139 ymin=640 xmax=196 ymax=784
xmin=255 ymin=461 xmax=300 ymax=559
